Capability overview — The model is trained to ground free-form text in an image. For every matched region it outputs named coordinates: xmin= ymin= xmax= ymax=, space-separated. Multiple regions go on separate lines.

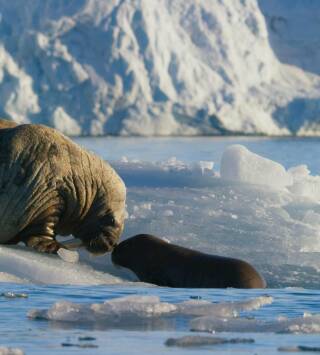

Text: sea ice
xmin=190 ymin=312 xmax=320 ymax=334
xmin=175 ymin=296 xmax=273 ymax=317
xmin=165 ymin=335 xmax=254 ymax=347
xmin=220 ymin=145 xmax=293 ymax=188
xmin=28 ymin=295 xmax=272 ymax=326
xmin=0 ymin=348 xmax=24 ymax=355
xmin=28 ymin=295 xmax=177 ymax=323
xmin=0 ymin=245 xmax=121 ymax=285
xmin=0 ymin=145 xmax=319 ymax=288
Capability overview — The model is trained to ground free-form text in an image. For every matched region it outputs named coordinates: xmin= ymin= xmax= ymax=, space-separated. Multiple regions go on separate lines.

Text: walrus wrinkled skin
xmin=0 ymin=119 xmax=126 ymax=254
xmin=112 ymin=234 xmax=266 ymax=289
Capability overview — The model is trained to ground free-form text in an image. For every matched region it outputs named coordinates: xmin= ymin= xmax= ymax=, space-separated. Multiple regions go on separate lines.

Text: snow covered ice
xmin=0 ymin=245 xmax=122 ymax=285
xmin=0 ymin=144 xmax=319 ymax=288
xmin=190 ymin=312 xmax=320 ymax=334
xmin=220 ymin=145 xmax=293 ymax=188
xmin=28 ymin=294 xmax=272 ymax=325
xmin=1 ymin=0 xmax=320 ymax=135
xmin=28 ymin=294 xmax=320 ymax=335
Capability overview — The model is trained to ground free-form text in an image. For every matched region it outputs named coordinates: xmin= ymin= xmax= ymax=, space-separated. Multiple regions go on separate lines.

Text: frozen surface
xmin=0 ymin=141 xmax=319 ymax=289
xmin=0 ymin=349 xmax=23 ymax=355
xmin=28 ymin=295 xmax=272 ymax=324
xmin=0 ymin=246 xmax=121 ymax=285
xmin=191 ymin=313 xmax=320 ymax=334
xmin=165 ymin=335 xmax=254 ymax=347
xmin=1 ymin=1 xmax=320 ymax=135
xmin=220 ymin=145 xmax=293 ymax=188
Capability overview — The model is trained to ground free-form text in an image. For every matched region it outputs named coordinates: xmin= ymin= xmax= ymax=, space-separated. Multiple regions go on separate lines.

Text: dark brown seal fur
xmin=112 ymin=234 xmax=266 ymax=289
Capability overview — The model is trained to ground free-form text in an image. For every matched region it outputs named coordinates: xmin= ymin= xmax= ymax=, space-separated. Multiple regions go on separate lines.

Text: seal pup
xmin=0 ymin=120 xmax=126 ymax=255
xmin=112 ymin=234 xmax=266 ymax=288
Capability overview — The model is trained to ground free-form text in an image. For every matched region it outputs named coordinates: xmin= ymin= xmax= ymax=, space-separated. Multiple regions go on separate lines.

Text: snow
xmin=1 ymin=1 xmax=320 ymax=135
xmin=220 ymin=145 xmax=293 ymax=188
xmin=0 ymin=144 xmax=319 ymax=287
xmin=0 ymin=245 xmax=121 ymax=285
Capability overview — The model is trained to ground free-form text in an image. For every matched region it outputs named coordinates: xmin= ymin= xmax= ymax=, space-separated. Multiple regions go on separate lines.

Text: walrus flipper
xmin=24 ymin=235 xmax=63 ymax=254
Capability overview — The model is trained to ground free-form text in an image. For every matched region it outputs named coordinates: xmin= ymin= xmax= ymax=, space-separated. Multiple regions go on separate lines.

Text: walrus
xmin=112 ymin=234 xmax=266 ymax=288
xmin=0 ymin=119 xmax=126 ymax=254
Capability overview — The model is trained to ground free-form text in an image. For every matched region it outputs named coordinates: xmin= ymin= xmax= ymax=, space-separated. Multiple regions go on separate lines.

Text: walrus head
xmin=70 ymin=165 xmax=126 ymax=255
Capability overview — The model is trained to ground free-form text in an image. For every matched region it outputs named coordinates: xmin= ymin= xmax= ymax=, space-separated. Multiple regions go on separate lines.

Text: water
xmin=1 ymin=285 xmax=319 ymax=354
xmin=1 ymin=137 xmax=320 ymax=354
xmin=75 ymin=136 xmax=320 ymax=174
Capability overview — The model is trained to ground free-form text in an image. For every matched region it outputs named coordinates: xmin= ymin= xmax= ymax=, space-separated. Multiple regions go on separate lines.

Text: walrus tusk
xmin=57 ymin=248 xmax=79 ymax=263
xmin=61 ymin=238 xmax=84 ymax=250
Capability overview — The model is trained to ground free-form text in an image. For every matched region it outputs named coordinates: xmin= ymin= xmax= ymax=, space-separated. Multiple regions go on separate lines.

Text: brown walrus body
xmin=0 ymin=119 xmax=126 ymax=254
xmin=112 ymin=234 xmax=266 ymax=289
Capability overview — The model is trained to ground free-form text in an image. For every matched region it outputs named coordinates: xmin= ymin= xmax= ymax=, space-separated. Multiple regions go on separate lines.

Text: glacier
xmin=1 ymin=0 xmax=320 ymax=136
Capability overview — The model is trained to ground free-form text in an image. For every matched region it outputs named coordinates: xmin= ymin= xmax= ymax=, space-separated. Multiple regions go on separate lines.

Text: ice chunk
xmin=0 ymin=348 xmax=24 ymax=355
xmin=220 ymin=145 xmax=293 ymax=189
xmin=190 ymin=313 xmax=320 ymax=334
xmin=288 ymin=165 xmax=310 ymax=182
xmin=176 ymin=296 xmax=273 ymax=317
xmin=28 ymin=295 xmax=177 ymax=323
xmin=28 ymin=295 xmax=272 ymax=327
xmin=165 ymin=335 xmax=254 ymax=347
xmin=288 ymin=175 xmax=320 ymax=201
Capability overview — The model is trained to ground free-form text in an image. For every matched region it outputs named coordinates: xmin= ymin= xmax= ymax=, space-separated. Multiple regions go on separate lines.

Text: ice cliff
xmin=1 ymin=0 xmax=320 ymax=136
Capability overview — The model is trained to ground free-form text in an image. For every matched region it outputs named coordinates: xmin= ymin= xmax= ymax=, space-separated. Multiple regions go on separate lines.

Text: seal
xmin=0 ymin=119 xmax=126 ymax=254
xmin=112 ymin=234 xmax=266 ymax=288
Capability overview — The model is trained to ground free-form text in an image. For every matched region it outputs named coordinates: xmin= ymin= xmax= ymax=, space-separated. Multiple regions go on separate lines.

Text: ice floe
xmin=190 ymin=312 xmax=320 ymax=334
xmin=28 ymin=295 xmax=271 ymax=324
xmin=28 ymin=294 xmax=320 ymax=335
xmin=0 ymin=348 xmax=24 ymax=355
xmin=165 ymin=335 xmax=254 ymax=347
